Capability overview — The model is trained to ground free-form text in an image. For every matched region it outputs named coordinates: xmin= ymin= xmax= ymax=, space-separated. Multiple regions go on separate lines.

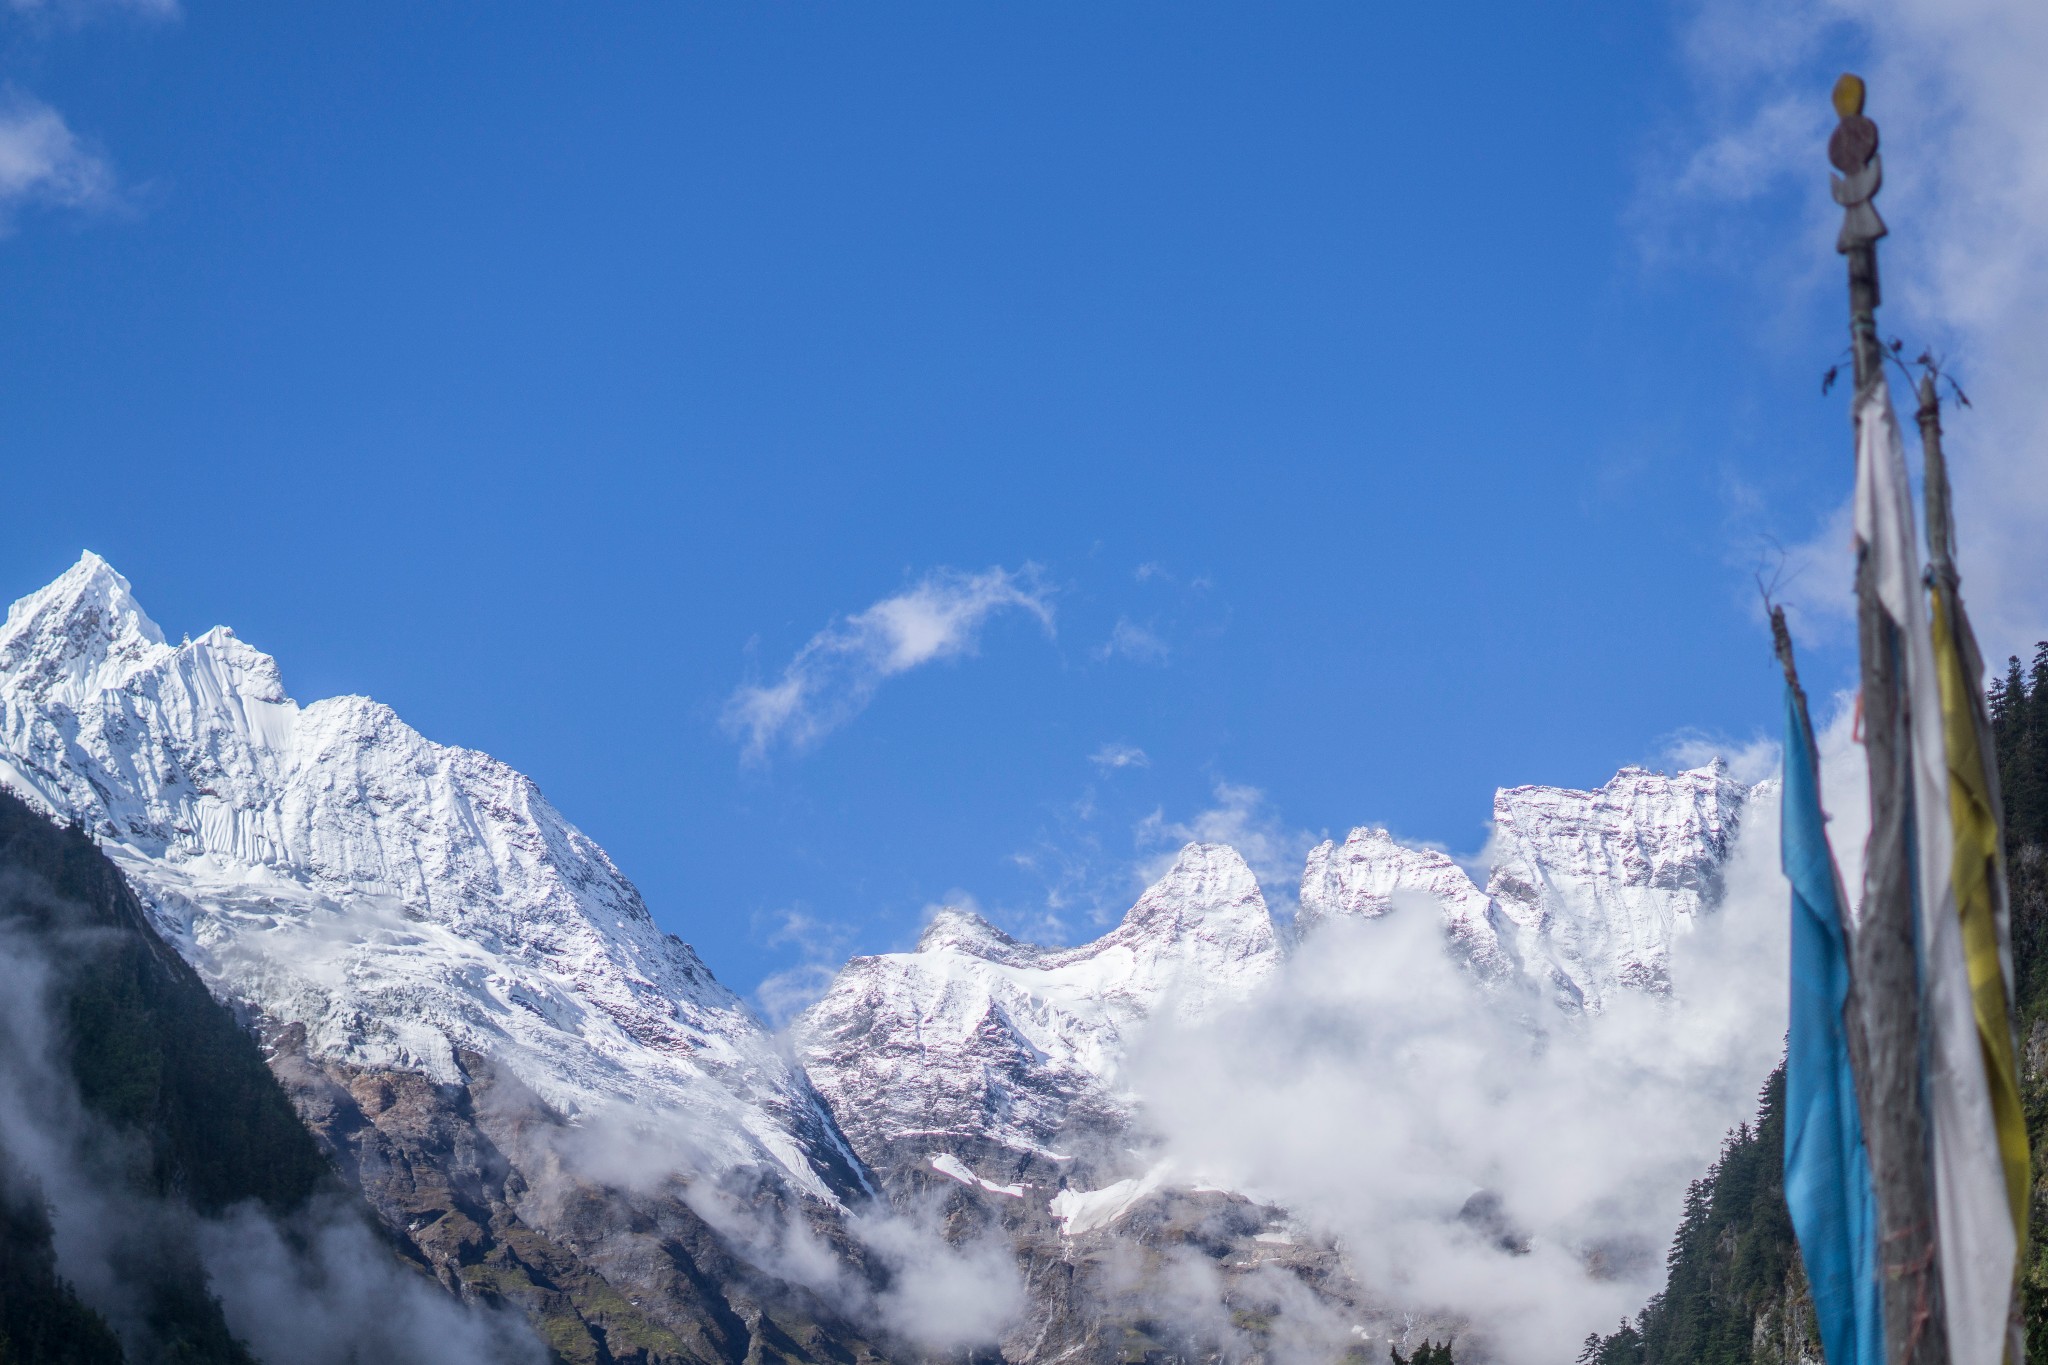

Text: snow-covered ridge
xmin=1298 ymin=827 xmax=1509 ymax=975
xmin=1299 ymin=763 xmax=1749 ymax=1011
xmin=0 ymin=553 xmax=859 ymax=1201
xmin=796 ymin=842 xmax=1280 ymax=1168
xmin=802 ymin=760 xmax=1752 ymax=1197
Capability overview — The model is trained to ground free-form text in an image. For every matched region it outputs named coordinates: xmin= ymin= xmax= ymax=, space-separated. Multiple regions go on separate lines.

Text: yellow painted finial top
xmin=1833 ymin=73 xmax=1866 ymax=119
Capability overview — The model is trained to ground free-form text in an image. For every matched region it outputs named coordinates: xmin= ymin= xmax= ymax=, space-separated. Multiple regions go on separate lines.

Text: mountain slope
xmin=0 ymin=555 xmax=888 ymax=1365
xmin=0 ymin=552 xmax=860 ymax=1205
xmin=0 ymin=783 xmax=550 ymax=1364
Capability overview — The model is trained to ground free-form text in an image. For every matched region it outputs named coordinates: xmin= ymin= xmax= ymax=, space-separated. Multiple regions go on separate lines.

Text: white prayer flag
xmin=1853 ymin=378 xmax=2015 ymax=1365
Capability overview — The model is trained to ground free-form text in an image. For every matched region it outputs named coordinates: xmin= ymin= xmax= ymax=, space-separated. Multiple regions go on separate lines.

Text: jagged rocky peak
xmin=0 ymin=551 xmax=168 ymax=704
xmin=915 ymin=903 xmax=1035 ymax=963
xmin=1486 ymin=760 xmax=1750 ymax=1009
xmin=1297 ymin=827 xmax=1511 ymax=976
xmin=1119 ymin=841 xmax=1273 ymax=949
xmin=0 ymin=553 xmax=866 ymax=1205
xmin=796 ymin=842 xmax=1283 ymax=1181
xmin=1292 ymin=763 xmax=1751 ymax=1010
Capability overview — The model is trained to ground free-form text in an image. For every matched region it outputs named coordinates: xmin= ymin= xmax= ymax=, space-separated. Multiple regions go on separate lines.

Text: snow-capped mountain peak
xmin=0 ymin=552 xmax=169 ymax=706
xmin=1119 ymin=841 xmax=1271 ymax=943
xmin=1294 ymin=764 xmax=1749 ymax=1010
xmin=1298 ymin=826 xmax=1510 ymax=975
xmin=915 ymin=904 xmax=1034 ymax=962
xmin=0 ymin=554 xmax=863 ymax=1203
xmin=796 ymin=842 xmax=1282 ymax=1176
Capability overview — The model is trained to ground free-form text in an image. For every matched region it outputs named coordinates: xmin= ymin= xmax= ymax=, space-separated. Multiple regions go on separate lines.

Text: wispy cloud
xmin=752 ymin=907 xmax=854 ymax=1027
xmin=724 ymin=566 xmax=1054 ymax=760
xmin=754 ymin=962 xmax=839 ymax=1030
xmin=1090 ymin=742 xmax=1149 ymax=773
xmin=1671 ymin=96 xmax=1828 ymax=203
xmin=1659 ymin=729 xmax=1782 ymax=786
xmin=1092 ymin=616 xmax=1170 ymax=665
xmin=8 ymin=0 xmax=179 ymax=19
xmin=0 ymin=93 xmax=115 ymax=228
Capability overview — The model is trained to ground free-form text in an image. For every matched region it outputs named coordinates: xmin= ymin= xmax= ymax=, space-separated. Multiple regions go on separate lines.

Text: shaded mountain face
xmin=0 ymin=785 xmax=546 ymax=1365
xmin=0 ymin=555 xmax=1762 ymax=1365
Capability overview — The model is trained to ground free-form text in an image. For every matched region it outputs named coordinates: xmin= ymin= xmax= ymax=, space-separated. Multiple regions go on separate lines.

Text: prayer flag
xmin=1853 ymin=379 xmax=2016 ymax=1365
xmin=1782 ymin=663 xmax=1884 ymax=1365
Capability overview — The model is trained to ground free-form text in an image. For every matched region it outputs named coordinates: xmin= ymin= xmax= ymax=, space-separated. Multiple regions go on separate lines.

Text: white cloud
xmin=724 ymin=566 xmax=1054 ymax=759
xmin=1673 ymin=0 xmax=2048 ymax=658
xmin=752 ymin=906 xmax=853 ymax=1026
xmin=1090 ymin=742 xmax=1149 ymax=772
xmin=854 ymin=1205 xmax=1025 ymax=1351
xmin=1674 ymin=96 xmax=1830 ymax=202
xmin=1128 ymin=776 xmax=1799 ymax=1365
xmin=0 ymin=94 xmax=115 ymax=227
xmin=754 ymin=962 xmax=839 ymax=1029
xmin=1092 ymin=616 xmax=1171 ymax=665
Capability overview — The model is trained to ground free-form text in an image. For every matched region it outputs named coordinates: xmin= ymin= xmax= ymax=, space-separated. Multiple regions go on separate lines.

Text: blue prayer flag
xmin=1782 ymin=681 xmax=1883 ymax=1365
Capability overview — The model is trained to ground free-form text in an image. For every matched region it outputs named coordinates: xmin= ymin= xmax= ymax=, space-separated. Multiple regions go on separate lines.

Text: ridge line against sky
xmin=0 ymin=1 xmax=2042 ymax=999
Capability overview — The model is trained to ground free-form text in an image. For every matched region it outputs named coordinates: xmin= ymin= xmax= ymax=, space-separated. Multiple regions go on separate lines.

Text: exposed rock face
xmin=264 ymin=1038 xmax=886 ymax=1365
xmin=1485 ymin=764 xmax=1748 ymax=1010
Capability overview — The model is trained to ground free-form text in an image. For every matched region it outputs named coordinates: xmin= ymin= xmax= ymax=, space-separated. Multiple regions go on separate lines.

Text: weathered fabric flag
xmin=1782 ymin=672 xmax=1883 ymax=1365
xmin=1853 ymin=378 xmax=2015 ymax=1365
xmin=1931 ymin=586 xmax=2030 ymax=1248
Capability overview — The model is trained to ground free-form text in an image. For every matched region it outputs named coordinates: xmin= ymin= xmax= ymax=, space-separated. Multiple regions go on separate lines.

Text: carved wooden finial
xmin=1829 ymin=73 xmax=1886 ymax=252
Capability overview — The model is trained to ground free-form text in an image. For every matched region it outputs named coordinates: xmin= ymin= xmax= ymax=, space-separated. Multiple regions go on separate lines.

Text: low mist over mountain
xmin=0 ymin=556 xmax=1794 ymax=1364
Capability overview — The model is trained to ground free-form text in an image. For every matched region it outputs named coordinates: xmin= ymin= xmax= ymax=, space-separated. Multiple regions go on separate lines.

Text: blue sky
xmin=5 ymin=1 xmax=2031 ymax=1007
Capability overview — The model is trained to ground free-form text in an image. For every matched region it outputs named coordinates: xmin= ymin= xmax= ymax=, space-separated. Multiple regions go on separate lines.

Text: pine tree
xmin=2027 ymin=643 xmax=2048 ymax=848
xmin=1392 ymin=1340 xmax=1455 ymax=1365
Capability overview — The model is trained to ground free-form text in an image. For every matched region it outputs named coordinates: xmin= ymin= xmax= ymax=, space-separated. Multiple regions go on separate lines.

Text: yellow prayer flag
xmin=1931 ymin=587 xmax=2030 ymax=1247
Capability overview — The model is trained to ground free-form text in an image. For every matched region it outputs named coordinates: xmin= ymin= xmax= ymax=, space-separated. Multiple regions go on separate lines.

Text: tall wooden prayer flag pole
xmin=1830 ymin=72 xmax=1951 ymax=1365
